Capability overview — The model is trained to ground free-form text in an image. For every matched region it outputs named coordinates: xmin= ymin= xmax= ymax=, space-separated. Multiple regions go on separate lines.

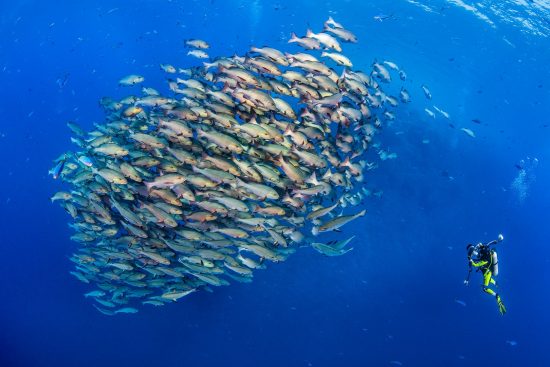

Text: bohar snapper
xmin=50 ymin=17 xmax=418 ymax=314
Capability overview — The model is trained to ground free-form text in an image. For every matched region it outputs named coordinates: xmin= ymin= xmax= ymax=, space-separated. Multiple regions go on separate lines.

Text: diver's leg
xmin=482 ymin=270 xmax=506 ymax=315
xmin=482 ymin=269 xmax=493 ymax=291
xmin=483 ymin=287 xmax=496 ymax=296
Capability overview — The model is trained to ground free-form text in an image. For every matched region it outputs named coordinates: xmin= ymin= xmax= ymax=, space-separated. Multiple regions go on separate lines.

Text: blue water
xmin=1 ymin=1 xmax=549 ymax=366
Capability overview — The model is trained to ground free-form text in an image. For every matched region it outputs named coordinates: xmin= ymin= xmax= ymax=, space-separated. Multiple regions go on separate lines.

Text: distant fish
xmin=471 ymin=118 xmax=482 ymax=124
xmin=421 ymin=85 xmax=432 ymax=99
xmin=93 ymin=304 xmax=115 ymax=316
xmin=160 ymin=64 xmax=177 ymax=73
xmin=502 ymin=36 xmax=516 ymax=48
xmin=399 ymin=70 xmax=407 ymax=81
xmin=187 ymin=50 xmax=209 ymax=59
xmin=185 ymin=39 xmax=210 ymax=49
xmin=433 ymin=106 xmax=450 ymax=119
xmin=288 ymin=32 xmax=321 ymax=50
xmin=84 ymin=290 xmax=105 ymax=298
xmin=424 ymin=108 xmax=435 ymax=118
xmin=506 ymin=340 xmax=518 ymax=347
xmin=67 ymin=121 xmax=84 ymax=136
xmin=119 ymin=74 xmax=144 ymax=86
xmin=323 ymin=21 xmax=358 ymax=42
xmin=440 ymin=170 xmax=455 ymax=181
xmin=311 ymin=241 xmax=353 ymax=256
xmin=49 ymin=159 xmax=66 ymax=180
xmin=306 ymin=29 xmax=342 ymax=52
xmin=383 ymin=60 xmax=399 ymax=70
xmin=321 ymin=52 xmax=353 ymax=67
xmin=161 ymin=289 xmax=196 ymax=301
xmin=314 ymin=209 xmax=366 ymax=234
xmin=460 ymin=128 xmax=475 ymax=138
xmin=454 ymin=299 xmax=467 ymax=307
xmin=78 ymin=155 xmax=93 ymax=167
xmin=324 ymin=16 xmax=343 ymax=29
xmin=399 ymin=88 xmax=410 ymax=103
xmin=56 ymin=72 xmax=70 ymax=89
xmin=374 ymin=14 xmax=394 ymax=22
xmin=390 ymin=361 xmax=403 ymax=366
xmin=142 ymin=87 xmax=159 ymax=96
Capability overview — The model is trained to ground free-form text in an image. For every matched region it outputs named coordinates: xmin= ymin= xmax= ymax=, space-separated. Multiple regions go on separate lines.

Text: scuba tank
xmin=491 ymin=250 xmax=499 ymax=276
xmin=488 ymin=234 xmax=503 ymax=276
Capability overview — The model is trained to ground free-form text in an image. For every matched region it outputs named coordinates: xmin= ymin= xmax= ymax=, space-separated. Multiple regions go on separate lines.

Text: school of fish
xmin=50 ymin=18 xmax=413 ymax=314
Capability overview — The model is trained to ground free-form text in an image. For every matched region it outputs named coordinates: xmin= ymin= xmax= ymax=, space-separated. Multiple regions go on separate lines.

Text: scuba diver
xmin=464 ymin=234 xmax=506 ymax=315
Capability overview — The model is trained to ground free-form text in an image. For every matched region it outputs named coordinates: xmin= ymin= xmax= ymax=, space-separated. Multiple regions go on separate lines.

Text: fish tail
xmin=305 ymin=172 xmax=317 ymax=185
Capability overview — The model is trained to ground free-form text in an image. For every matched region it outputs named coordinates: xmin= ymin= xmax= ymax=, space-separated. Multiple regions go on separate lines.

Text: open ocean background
xmin=1 ymin=1 xmax=549 ymax=366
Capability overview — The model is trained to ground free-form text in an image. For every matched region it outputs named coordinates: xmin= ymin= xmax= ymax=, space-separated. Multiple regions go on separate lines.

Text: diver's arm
xmin=485 ymin=234 xmax=504 ymax=247
xmin=464 ymin=257 xmax=474 ymax=284
xmin=464 ymin=264 xmax=472 ymax=285
xmin=464 ymin=259 xmax=487 ymax=285
xmin=470 ymin=260 xmax=488 ymax=267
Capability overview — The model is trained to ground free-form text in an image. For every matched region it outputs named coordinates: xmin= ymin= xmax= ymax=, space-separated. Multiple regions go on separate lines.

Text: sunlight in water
xmin=404 ymin=0 xmax=550 ymax=37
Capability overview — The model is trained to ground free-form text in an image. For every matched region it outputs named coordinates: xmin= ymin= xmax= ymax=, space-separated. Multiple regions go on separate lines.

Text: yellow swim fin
xmin=496 ymin=295 xmax=506 ymax=315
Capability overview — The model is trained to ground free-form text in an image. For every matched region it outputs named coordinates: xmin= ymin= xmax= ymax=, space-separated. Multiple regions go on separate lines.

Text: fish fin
xmin=283 ymin=124 xmax=294 ymax=136
xmin=311 ymin=226 xmax=319 ymax=236
xmin=340 ymin=156 xmax=351 ymax=168
xmin=221 ymin=82 xmax=232 ymax=93
xmin=322 ymin=169 xmax=332 ymax=180
xmin=305 ymin=172 xmax=318 ymax=185
xmin=340 ymin=68 xmax=347 ymax=81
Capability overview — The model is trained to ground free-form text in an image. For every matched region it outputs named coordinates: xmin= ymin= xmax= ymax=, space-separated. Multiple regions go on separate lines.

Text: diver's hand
xmin=463 ymin=280 xmax=469 ymax=286
xmin=498 ymin=234 xmax=504 ymax=241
